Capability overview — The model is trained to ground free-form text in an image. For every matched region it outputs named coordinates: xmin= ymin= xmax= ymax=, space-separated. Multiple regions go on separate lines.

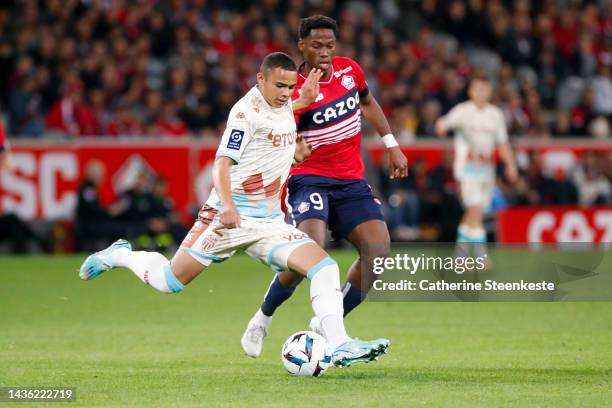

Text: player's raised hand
xmin=294 ymin=134 xmax=312 ymax=163
xmin=300 ymin=68 xmax=322 ymax=106
xmin=505 ymin=163 xmax=519 ymax=183
xmin=388 ymin=146 xmax=408 ymax=179
xmin=220 ymin=204 xmax=241 ymax=229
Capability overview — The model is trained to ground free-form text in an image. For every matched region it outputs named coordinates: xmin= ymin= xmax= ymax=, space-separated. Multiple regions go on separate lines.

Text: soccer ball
xmin=281 ymin=331 xmax=332 ymax=377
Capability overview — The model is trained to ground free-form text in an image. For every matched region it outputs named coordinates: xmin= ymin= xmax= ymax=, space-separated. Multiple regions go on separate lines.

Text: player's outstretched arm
xmin=213 ymin=156 xmax=241 ymax=228
xmin=361 ymin=93 xmax=408 ymax=179
xmin=499 ymin=143 xmax=518 ymax=182
xmin=435 ymin=118 xmax=449 ymax=137
xmin=293 ymin=134 xmax=312 ymax=163
xmin=292 ymin=68 xmax=322 ymax=111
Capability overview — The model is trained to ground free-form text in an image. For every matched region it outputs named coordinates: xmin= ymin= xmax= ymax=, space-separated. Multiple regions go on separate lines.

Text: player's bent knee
xmin=163 ymin=263 xmax=185 ymax=294
xmin=306 ymin=257 xmax=339 ymax=282
xmin=278 ymin=271 xmax=304 ymax=287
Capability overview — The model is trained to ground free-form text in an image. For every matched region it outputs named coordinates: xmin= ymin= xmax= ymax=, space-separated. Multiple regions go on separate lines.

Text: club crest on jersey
xmin=298 ymin=201 xmax=310 ymax=213
xmin=341 ymin=75 xmax=355 ymax=90
xmin=227 ymin=129 xmax=245 ymax=150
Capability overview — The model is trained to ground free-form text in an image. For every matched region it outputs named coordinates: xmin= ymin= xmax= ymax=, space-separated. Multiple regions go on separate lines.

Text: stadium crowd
xmin=0 ymin=0 xmax=610 ymax=247
xmin=1 ymin=0 xmax=611 ymax=140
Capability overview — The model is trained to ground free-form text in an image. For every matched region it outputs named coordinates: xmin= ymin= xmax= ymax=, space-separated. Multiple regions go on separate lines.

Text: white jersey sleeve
xmin=216 ymin=105 xmax=258 ymax=164
xmin=493 ymin=107 xmax=508 ymax=145
xmin=442 ymin=103 xmax=465 ymax=130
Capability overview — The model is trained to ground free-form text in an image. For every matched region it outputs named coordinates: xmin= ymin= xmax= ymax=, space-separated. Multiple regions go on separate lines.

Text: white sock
xmin=252 ymin=309 xmax=272 ymax=328
xmin=469 ymin=227 xmax=487 ymax=257
xmin=108 ymin=248 xmax=184 ymax=293
xmin=308 ymin=258 xmax=351 ymax=349
xmin=457 ymin=224 xmax=471 ymax=243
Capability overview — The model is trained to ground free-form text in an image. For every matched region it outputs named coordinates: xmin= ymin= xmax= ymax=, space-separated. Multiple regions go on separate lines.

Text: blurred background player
xmin=435 ymin=76 xmax=518 ymax=259
xmin=242 ymin=15 xmax=408 ymax=357
xmin=79 ymin=52 xmax=389 ymax=368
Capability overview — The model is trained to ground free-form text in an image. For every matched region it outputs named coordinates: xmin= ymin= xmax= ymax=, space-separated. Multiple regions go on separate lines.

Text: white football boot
xmin=308 ymin=316 xmax=325 ymax=337
xmin=241 ymin=316 xmax=270 ymax=358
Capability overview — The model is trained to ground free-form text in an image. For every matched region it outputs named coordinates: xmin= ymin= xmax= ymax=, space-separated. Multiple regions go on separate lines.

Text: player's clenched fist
xmin=220 ymin=204 xmax=241 ymax=229
xmin=388 ymin=146 xmax=408 ymax=179
xmin=294 ymin=134 xmax=312 ymax=163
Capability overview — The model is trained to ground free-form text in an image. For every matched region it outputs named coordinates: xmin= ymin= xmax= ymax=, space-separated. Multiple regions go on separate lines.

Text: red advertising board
xmin=0 ymin=142 xmax=195 ymax=222
xmin=497 ymin=207 xmax=612 ymax=243
xmin=2 ymin=139 xmax=611 ymax=243
xmin=0 ymin=145 xmax=80 ymax=220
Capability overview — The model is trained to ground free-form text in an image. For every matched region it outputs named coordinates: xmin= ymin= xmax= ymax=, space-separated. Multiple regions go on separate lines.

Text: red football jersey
xmin=291 ymin=56 xmax=370 ymax=180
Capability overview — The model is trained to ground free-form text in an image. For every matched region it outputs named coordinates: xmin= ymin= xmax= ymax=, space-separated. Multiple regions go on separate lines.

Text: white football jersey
xmin=206 ymin=86 xmax=298 ymax=219
xmin=441 ymin=101 xmax=508 ymax=179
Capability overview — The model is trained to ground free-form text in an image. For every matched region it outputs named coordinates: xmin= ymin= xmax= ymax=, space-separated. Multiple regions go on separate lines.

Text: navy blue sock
xmin=260 ymin=275 xmax=296 ymax=317
xmin=342 ymin=283 xmax=365 ymax=317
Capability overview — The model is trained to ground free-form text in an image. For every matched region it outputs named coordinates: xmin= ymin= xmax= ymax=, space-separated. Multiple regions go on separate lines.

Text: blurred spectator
xmin=524 ymin=150 xmax=577 ymax=204
xmin=114 ymin=172 xmax=155 ymax=224
xmin=571 ymin=89 xmax=596 ymax=135
xmin=416 ymin=99 xmax=441 ymax=137
xmin=45 ymin=78 xmax=85 ymax=137
xmin=591 ymin=65 xmax=612 ymax=117
xmin=1 ymin=0 xmax=610 ymax=139
xmin=154 ymin=101 xmax=188 ymax=137
xmin=74 ymin=160 xmax=132 ymax=250
xmin=148 ymin=176 xmax=188 ymax=249
xmin=502 ymin=93 xmax=530 ymax=136
xmin=590 ymin=116 xmax=611 ymax=139
xmin=553 ymin=111 xmax=574 ymax=137
xmin=425 ymin=151 xmax=462 ymax=241
xmin=8 ymin=67 xmax=45 ymax=137
xmin=112 ymin=172 xmax=186 ymax=249
xmin=572 ymin=152 xmax=611 ymax=205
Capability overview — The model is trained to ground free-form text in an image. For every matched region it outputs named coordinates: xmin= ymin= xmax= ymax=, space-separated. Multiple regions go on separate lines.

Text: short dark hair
xmin=468 ymin=75 xmax=490 ymax=87
xmin=298 ymin=15 xmax=338 ymax=39
xmin=260 ymin=52 xmax=297 ymax=73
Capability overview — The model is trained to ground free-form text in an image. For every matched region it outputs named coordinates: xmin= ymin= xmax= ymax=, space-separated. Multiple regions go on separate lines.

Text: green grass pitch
xmin=1 ymin=251 xmax=612 ymax=407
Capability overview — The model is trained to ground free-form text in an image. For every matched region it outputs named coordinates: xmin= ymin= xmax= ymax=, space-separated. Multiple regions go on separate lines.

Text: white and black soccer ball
xmin=281 ymin=331 xmax=332 ymax=377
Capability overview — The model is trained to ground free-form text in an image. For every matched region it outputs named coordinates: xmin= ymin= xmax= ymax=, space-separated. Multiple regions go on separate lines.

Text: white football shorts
xmin=458 ymin=175 xmax=495 ymax=210
xmin=180 ymin=205 xmax=314 ymax=272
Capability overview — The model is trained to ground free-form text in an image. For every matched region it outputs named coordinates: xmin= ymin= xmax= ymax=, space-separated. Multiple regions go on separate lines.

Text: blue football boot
xmin=332 ymin=338 xmax=390 ymax=368
xmin=79 ymin=239 xmax=131 ymax=280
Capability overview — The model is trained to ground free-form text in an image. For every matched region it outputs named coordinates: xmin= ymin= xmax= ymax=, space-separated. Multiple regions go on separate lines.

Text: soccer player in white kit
xmin=79 ymin=52 xmax=389 ymax=367
xmin=435 ymin=76 xmax=517 ymax=257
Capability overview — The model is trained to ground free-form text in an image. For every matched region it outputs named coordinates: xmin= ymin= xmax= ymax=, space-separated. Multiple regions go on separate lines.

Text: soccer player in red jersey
xmin=242 ymin=15 xmax=408 ymax=357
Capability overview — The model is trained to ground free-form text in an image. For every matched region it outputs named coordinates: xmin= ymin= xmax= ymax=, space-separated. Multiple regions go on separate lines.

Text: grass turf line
xmin=1 ymin=252 xmax=611 ymax=407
